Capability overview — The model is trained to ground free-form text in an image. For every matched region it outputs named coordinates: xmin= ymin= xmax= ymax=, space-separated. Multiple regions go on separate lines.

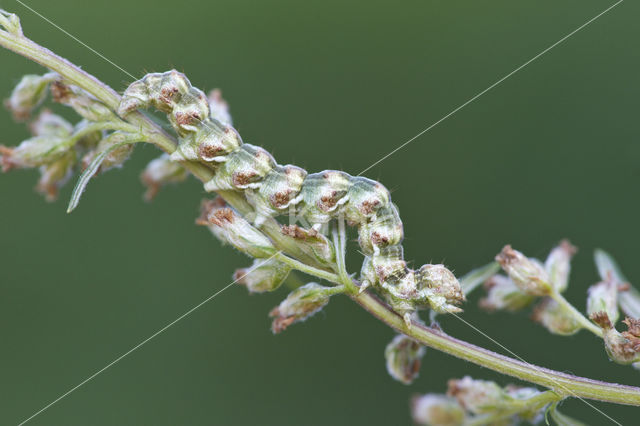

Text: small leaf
xmin=459 ymin=261 xmax=501 ymax=295
xmin=548 ymin=402 xmax=589 ymax=426
xmin=595 ymin=249 xmax=640 ymax=319
xmin=67 ymin=139 xmax=138 ymax=213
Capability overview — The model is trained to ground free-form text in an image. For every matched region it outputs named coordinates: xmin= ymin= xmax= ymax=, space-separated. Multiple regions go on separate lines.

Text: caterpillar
xmin=118 ymin=70 xmax=464 ymax=320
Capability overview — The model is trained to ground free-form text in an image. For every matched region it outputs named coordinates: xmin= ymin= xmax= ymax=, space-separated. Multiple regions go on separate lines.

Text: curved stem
xmin=3 ymin=25 xmax=640 ymax=408
xmin=354 ymin=291 xmax=640 ymax=406
xmin=551 ymin=291 xmax=603 ymax=337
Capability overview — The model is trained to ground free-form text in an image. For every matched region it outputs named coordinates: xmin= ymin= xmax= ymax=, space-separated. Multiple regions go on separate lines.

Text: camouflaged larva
xmin=118 ymin=70 xmax=464 ymax=318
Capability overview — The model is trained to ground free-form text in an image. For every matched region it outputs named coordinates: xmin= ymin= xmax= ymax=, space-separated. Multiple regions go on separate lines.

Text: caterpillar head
xmin=118 ymin=70 xmax=191 ymax=116
xmin=416 ymin=264 xmax=465 ymax=313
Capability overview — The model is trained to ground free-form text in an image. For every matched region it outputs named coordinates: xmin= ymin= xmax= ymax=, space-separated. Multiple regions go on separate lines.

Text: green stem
xmin=332 ymin=219 xmax=357 ymax=293
xmin=3 ymin=25 xmax=640 ymax=408
xmin=550 ymin=292 xmax=603 ymax=337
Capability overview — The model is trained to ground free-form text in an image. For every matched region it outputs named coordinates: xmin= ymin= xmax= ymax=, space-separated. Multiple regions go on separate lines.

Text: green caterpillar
xmin=118 ymin=70 xmax=464 ymax=319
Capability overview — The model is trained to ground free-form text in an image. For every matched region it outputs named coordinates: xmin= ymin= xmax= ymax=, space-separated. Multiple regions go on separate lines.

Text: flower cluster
xmin=411 ymin=376 xmax=570 ymax=426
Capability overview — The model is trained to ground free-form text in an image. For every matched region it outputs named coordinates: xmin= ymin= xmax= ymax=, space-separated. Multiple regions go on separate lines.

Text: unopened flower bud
xmin=0 ymin=135 xmax=72 ymax=171
xmin=35 ymin=151 xmax=75 ymax=201
xmin=141 ymin=154 xmax=188 ymax=201
xmin=198 ymin=198 xmax=276 ymax=258
xmin=269 ymin=283 xmax=332 ymax=333
xmin=51 ymin=80 xmax=116 ymax=122
xmin=587 ymin=278 xmax=619 ymax=325
xmin=29 ymin=110 xmax=73 ymax=137
xmin=0 ymin=9 xmax=23 ymax=35
xmin=592 ymin=313 xmax=640 ymax=365
xmin=416 ymin=264 xmax=465 ymax=312
xmin=384 ymin=334 xmax=425 ymax=384
xmin=411 ymin=394 xmax=465 ymax=426
xmin=496 ymin=245 xmax=551 ymax=296
xmin=170 ymin=88 xmax=210 ymax=133
xmin=479 ymin=275 xmax=534 ymax=312
xmin=532 ymin=298 xmax=581 ymax=336
xmin=447 ymin=376 xmax=508 ymax=414
xmin=544 ymin=239 xmax=576 ymax=293
xmin=207 ymin=89 xmax=233 ymax=126
xmin=203 ymin=144 xmax=276 ymax=191
xmin=4 ymin=73 xmax=56 ymax=120
xmin=234 ymin=258 xmax=291 ymax=293
xmin=280 ymin=224 xmax=336 ymax=265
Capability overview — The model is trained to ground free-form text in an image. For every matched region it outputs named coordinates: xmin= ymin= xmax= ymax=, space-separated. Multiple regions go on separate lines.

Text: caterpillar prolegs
xmin=118 ymin=70 xmax=465 ymax=318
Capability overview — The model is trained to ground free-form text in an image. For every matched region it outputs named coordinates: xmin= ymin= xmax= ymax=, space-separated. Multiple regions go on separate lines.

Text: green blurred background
xmin=1 ymin=0 xmax=639 ymax=424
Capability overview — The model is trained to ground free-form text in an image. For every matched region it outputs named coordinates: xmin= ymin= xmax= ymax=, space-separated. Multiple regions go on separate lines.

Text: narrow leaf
xmin=67 ymin=140 xmax=135 ymax=213
xmin=548 ymin=402 xmax=589 ymax=426
xmin=460 ymin=261 xmax=501 ymax=295
xmin=595 ymin=249 xmax=640 ymax=318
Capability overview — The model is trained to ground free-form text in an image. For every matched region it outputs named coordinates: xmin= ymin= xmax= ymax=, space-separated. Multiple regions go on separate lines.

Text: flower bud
xmin=544 ymin=239 xmax=576 ymax=293
xmin=35 ymin=151 xmax=75 ymax=201
xmin=4 ymin=73 xmax=56 ymax=120
xmin=358 ymin=204 xmax=404 ymax=255
xmin=447 ymin=376 xmax=508 ymax=414
xmin=587 ymin=278 xmax=619 ymax=325
xmin=343 ymin=177 xmax=390 ymax=225
xmin=496 ymin=246 xmax=551 ymax=296
xmin=0 ymin=9 xmax=23 ymax=35
xmin=297 ymin=171 xmax=352 ymax=225
xmin=207 ymin=89 xmax=233 ymax=126
xmin=203 ymin=144 xmax=276 ymax=191
xmin=245 ymin=164 xmax=307 ymax=226
xmin=479 ymin=275 xmax=534 ymax=312
xmin=51 ymin=80 xmax=117 ymax=122
xmin=198 ymin=198 xmax=276 ymax=258
xmin=140 ymin=154 xmax=188 ymax=201
xmin=29 ymin=110 xmax=73 ymax=138
xmin=416 ymin=264 xmax=465 ymax=312
xmin=532 ymin=298 xmax=581 ymax=336
xmin=280 ymin=224 xmax=335 ymax=265
xmin=384 ymin=334 xmax=425 ymax=384
xmin=0 ymin=136 xmax=72 ymax=171
xmin=269 ymin=283 xmax=331 ymax=333
xmin=118 ymin=70 xmax=191 ymax=116
xmin=592 ymin=313 xmax=640 ymax=365
xmin=234 ymin=258 xmax=291 ymax=293
xmin=411 ymin=394 xmax=466 ymax=426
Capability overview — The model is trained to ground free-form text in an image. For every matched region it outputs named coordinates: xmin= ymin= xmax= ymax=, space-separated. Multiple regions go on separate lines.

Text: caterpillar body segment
xmin=119 ymin=70 xmax=464 ymax=317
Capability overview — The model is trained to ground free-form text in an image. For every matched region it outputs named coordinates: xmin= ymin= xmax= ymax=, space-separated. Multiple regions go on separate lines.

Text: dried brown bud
xmin=532 ymin=298 xmax=581 ymax=336
xmin=447 ymin=376 xmax=508 ymax=414
xmin=479 ymin=275 xmax=534 ymax=312
xmin=269 ymin=283 xmax=332 ymax=333
xmin=384 ymin=334 xmax=425 ymax=385
xmin=416 ymin=264 xmax=465 ymax=309
xmin=140 ymin=154 xmax=188 ymax=201
xmin=496 ymin=245 xmax=551 ymax=296
xmin=544 ymin=239 xmax=576 ymax=293
xmin=411 ymin=394 xmax=466 ymax=426
xmin=592 ymin=313 xmax=640 ymax=365
xmin=234 ymin=258 xmax=291 ymax=293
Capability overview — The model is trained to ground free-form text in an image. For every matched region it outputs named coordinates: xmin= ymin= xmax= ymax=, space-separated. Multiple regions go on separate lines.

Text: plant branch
xmin=3 ymin=25 xmax=640 ymax=408
xmin=550 ymin=291 xmax=603 ymax=337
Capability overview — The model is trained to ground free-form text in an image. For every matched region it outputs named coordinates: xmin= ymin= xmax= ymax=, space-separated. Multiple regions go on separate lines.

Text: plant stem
xmin=3 ymin=27 xmax=640 ymax=407
xmin=550 ymin=291 xmax=603 ymax=337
